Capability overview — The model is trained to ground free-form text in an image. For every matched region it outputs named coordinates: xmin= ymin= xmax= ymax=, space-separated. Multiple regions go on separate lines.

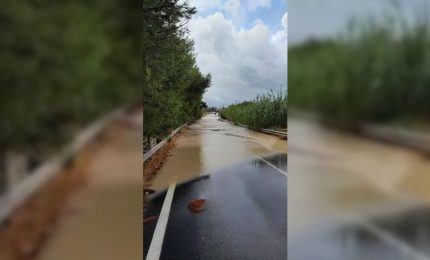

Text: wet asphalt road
xmin=289 ymin=206 xmax=430 ymax=260
xmin=144 ymin=153 xmax=287 ymax=260
xmin=145 ymin=116 xmax=430 ymax=260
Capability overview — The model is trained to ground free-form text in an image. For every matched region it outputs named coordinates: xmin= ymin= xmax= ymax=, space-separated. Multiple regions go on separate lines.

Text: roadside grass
xmin=219 ymin=91 xmax=287 ymax=129
xmin=289 ymin=10 xmax=430 ymax=128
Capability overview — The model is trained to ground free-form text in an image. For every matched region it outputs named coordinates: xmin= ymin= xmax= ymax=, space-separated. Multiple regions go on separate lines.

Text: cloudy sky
xmin=187 ymin=0 xmax=427 ymax=107
xmin=188 ymin=0 xmax=288 ymax=107
xmin=289 ymin=0 xmax=429 ymax=44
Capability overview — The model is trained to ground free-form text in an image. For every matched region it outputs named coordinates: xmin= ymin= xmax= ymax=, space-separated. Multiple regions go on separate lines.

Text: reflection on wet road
xmin=145 ymin=154 xmax=287 ymax=259
xmin=289 ymin=116 xmax=430 ymax=260
xmin=151 ymin=114 xmax=287 ymax=191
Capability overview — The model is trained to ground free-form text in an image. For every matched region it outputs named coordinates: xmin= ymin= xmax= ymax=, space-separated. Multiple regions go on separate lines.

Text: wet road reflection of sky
xmin=145 ymin=154 xmax=287 ymax=260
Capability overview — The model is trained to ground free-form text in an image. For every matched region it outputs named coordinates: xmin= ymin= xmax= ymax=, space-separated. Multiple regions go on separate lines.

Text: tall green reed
xmin=220 ymin=91 xmax=287 ymax=129
xmin=289 ymin=9 xmax=430 ymax=127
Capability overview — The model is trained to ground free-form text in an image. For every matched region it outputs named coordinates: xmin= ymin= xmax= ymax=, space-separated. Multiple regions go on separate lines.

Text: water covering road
xmin=289 ymin=116 xmax=430 ymax=260
xmin=150 ymin=113 xmax=287 ymax=192
xmin=144 ymin=114 xmax=288 ymax=259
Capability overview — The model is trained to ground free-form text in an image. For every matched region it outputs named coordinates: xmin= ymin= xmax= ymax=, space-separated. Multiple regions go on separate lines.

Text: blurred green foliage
xmin=143 ymin=0 xmax=211 ymax=141
xmin=0 ymin=0 xmax=140 ymax=155
xmin=289 ymin=11 xmax=430 ymax=127
xmin=219 ymin=91 xmax=288 ymax=129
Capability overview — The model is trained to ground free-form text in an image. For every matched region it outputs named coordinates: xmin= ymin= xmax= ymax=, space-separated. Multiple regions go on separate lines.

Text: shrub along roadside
xmin=0 ymin=0 xmax=140 ymax=188
xmin=219 ymin=91 xmax=288 ymax=130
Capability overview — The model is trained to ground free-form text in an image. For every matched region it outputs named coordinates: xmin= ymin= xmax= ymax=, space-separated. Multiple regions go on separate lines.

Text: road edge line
xmin=146 ymin=183 xmax=176 ymax=260
xmin=256 ymin=156 xmax=287 ymax=177
xmin=358 ymin=217 xmax=430 ymax=260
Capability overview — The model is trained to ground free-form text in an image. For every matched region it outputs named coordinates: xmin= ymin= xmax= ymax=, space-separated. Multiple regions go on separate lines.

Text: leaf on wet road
xmin=187 ymin=199 xmax=206 ymax=213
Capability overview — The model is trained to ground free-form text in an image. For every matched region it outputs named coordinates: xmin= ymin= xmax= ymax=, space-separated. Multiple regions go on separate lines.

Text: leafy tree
xmin=143 ymin=0 xmax=211 ymax=141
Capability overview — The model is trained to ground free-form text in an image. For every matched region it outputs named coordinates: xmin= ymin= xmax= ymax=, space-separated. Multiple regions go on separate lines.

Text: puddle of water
xmin=289 ymin=116 xmax=430 ymax=259
xmin=150 ymin=114 xmax=288 ymax=191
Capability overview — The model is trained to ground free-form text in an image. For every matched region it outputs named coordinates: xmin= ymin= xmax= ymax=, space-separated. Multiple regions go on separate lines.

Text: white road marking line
xmin=146 ymin=183 xmax=176 ymax=260
xmin=256 ymin=156 xmax=287 ymax=176
xmin=357 ymin=217 xmax=430 ymax=260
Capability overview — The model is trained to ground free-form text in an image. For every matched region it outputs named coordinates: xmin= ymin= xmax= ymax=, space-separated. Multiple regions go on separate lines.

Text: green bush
xmin=0 ymin=0 xmax=140 ymax=154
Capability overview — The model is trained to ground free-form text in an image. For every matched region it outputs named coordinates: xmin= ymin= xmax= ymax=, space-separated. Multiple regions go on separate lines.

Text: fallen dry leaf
xmin=187 ymin=199 xmax=206 ymax=213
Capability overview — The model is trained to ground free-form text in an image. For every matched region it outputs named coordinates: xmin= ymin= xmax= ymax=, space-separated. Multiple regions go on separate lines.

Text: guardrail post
xmin=5 ymin=151 xmax=28 ymax=191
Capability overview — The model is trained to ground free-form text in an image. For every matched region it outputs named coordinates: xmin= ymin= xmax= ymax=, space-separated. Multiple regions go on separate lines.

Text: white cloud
xmin=224 ymin=0 xmax=241 ymax=17
xmin=188 ymin=0 xmax=223 ymax=13
xmin=289 ymin=0 xmax=427 ymax=44
xmin=189 ymin=12 xmax=286 ymax=107
xmin=282 ymin=12 xmax=288 ymax=29
xmin=190 ymin=0 xmax=272 ymax=18
xmin=272 ymin=11 xmax=287 ymax=46
xmin=272 ymin=11 xmax=287 ymax=44
xmin=246 ymin=0 xmax=272 ymax=10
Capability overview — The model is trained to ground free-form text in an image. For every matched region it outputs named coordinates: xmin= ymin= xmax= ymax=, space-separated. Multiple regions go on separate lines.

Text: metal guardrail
xmin=258 ymin=128 xmax=288 ymax=139
xmin=290 ymin=109 xmax=430 ymax=155
xmin=0 ymin=108 xmax=124 ymax=224
xmin=362 ymin=124 xmax=430 ymax=155
xmin=219 ymin=118 xmax=288 ymax=139
xmin=143 ymin=123 xmax=187 ymax=162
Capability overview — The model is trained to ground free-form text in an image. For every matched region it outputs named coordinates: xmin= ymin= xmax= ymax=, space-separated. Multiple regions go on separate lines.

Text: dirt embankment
xmin=0 ymin=138 xmax=103 ymax=260
xmin=0 ymin=116 xmax=136 ymax=260
xmin=143 ymin=132 xmax=182 ymax=203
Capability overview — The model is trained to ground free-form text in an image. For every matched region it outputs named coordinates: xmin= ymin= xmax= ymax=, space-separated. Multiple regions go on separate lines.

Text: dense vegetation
xmin=0 ymin=0 xmax=210 ymax=177
xmin=0 ymin=1 xmax=140 ymax=173
xmin=289 ymin=12 xmax=430 ymax=128
xmin=219 ymin=91 xmax=288 ymax=129
xmin=143 ymin=0 xmax=211 ymax=148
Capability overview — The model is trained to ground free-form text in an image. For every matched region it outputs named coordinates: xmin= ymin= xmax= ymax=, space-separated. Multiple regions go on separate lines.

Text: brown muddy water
xmin=37 ymin=113 xmax=143 ymax=260
xmin=289 ymin=116 xmax=430 ymax=260
xmin=149 ymin=113 xmax=288 ymax=192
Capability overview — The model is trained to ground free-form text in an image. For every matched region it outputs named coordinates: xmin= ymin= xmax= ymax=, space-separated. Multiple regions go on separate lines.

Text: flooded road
xmin=150 ymin=113 xmax=287 ymax=191
xmin=145 ymin=114 xmax=288 ymax=259
xmin=145 ymin=154 xmax=287 ymax=260
xmin=289 ymin=116 xmax=430 ymax=260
